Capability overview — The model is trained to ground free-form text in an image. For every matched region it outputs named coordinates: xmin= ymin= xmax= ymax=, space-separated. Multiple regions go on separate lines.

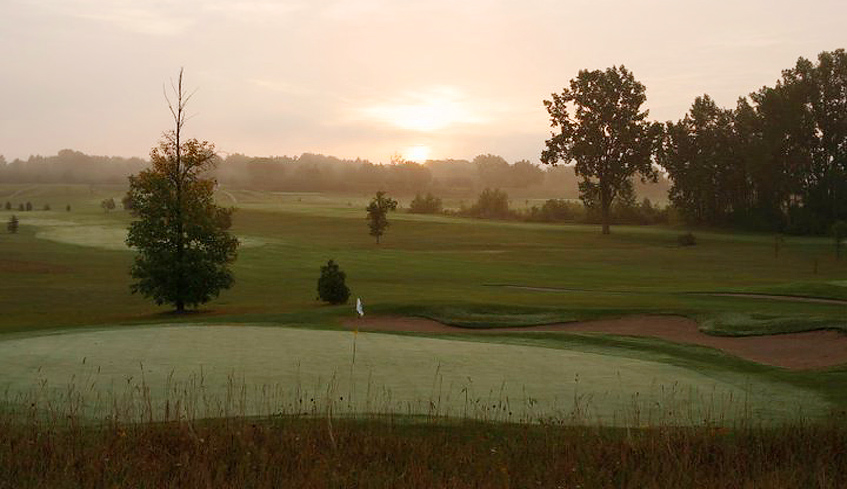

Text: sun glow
xmin=402 ymin=145 xmax=431 ymax=162
xmin=361 ymin=87 xmax=482 ymax=132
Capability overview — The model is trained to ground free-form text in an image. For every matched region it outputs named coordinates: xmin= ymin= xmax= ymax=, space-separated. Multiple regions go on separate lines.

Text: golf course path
xmin=343 ymin=315 xmax=847 ymax=370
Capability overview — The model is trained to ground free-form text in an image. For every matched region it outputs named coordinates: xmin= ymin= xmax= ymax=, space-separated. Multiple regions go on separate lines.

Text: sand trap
xmin=343 ymin=315 xmax=847 ymax=370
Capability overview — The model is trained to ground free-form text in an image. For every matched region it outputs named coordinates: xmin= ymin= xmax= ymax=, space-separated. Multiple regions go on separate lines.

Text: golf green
xmin=0 ymin=325 xmax=827 ymax=425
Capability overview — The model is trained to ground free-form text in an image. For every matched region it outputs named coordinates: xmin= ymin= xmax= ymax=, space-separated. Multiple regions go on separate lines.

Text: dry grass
xmin=1 ymin=412 xmax=846 ymax=488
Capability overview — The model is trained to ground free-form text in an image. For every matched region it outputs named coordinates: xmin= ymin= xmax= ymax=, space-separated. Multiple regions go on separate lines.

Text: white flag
xmin=356 ymin=298 xmax=364 ymax=317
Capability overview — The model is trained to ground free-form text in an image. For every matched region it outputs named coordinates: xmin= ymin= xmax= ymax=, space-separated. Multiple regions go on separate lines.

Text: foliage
xmin=678 ymin=232 xmax=697 ymax=246
xmin=528 ymin=199 xmax=583 ymax=222
xmin=100 ymin=198 xmax=115 ymax=212
xmin=17 ymin=203 xmax=23 ymax=211
xmin=408 ymin=193 xmax=443 ymax=214
xmin=316 ymin=259 xmax=350 ymax=304
xmin=542 ymin=65 xmax=660 ymax=234
xmin=66 ymin=204 xmax=71 ymax=212
xmin=662 ymin=49 xmax=847 ymax=234
xmin=126 ymin=70 xmax=238 ymax=312
xmin=42 ymin=203 xmax=50 ymax=211
xmin=6 ymin=215 xmax=19 ymax=234
xmin=366 ymin=190 xmax=397 ymax=244
xmin=468 ymin=188 xmax=511 ymax=219
xmin=3 ymin=201 xmax=9 ymax=211
xmin=121 ymin=193 xmax=134 ymax=211
xmin=25 ymin=202 xmax=32 ymax=211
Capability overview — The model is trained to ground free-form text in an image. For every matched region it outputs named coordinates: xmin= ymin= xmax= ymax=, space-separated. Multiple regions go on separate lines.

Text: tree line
xmin=660 ymin=49 xmax=847 ymax=234
xmin=0 ymin=150 xmax=670 ymax=201
xmin=541 ymin=48 xmax=846 ymax=235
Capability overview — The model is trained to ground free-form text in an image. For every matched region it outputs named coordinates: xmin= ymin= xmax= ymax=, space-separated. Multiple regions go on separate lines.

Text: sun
xmin=402 ymin=145 xmax=431 ymax=163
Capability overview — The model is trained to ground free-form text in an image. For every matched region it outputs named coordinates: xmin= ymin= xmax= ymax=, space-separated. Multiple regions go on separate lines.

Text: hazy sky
xmin=1 ymin=0 xmax=844 ymax=164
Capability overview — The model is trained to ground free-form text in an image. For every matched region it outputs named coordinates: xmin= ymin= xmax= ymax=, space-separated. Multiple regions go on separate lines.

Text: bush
xmin=408 ymin=193 xmax=442 ymax=214
xmin=317 ymin=259 xmax=350 ymax=305
xmin=25 ymin=202 xmax=32 ymax=211
xmin=529 ymin=199 xmax=583 ymax=222
xmin=468 ymin=188 xmax=511 ymax=219
xmin=101 ymin=198 xmax=116 ymax=212
xmin=43 ymin=204 xmax=51 ymax=211
xmin=678 ymin=232 xmax=697 ymax=246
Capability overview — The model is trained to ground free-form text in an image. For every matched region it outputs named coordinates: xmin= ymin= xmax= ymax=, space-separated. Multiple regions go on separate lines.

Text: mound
xmin=342 ymin=315 xmax=847 ymax=370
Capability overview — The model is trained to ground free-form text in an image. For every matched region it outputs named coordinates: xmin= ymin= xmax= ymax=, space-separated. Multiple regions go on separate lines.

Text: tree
xmin=3 ymin=201 xmax=10 ymax=211
xmin=125 ymin=69 xmax=239 ymax=312
xmin=25 ymin=202 xmax=32 ymax=211
xmin=7 ymin=215 xmax=18 ymax=234
xmin=542 ymin=65 xmax=660 ymax=234
xmin=317 ymin=259 xmax=350 ymax=304
xmin=661 ymin=95 xmax=748 ymax=225
xmin=366 ymin=191 xmax=397 ymax=244
xmin=833 ymin=220 xmax=847 ymax=259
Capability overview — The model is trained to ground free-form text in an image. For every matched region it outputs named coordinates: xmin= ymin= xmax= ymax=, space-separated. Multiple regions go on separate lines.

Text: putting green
xmin=0 ymin=325 xmax=826 ymax=425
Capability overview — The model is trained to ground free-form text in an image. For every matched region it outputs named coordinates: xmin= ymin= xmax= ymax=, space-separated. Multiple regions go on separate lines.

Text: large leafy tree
xmin=126 ymin=70 xmax=238 ymax=312
xmin=661 ymin=95 xmax=750 ymax=224
xmin=542 ymin=65 xmax=660 ymax=234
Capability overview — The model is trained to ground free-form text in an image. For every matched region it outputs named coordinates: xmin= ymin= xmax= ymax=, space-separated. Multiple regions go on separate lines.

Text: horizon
xmin=2 ymin=0 xmax=844 ymax=164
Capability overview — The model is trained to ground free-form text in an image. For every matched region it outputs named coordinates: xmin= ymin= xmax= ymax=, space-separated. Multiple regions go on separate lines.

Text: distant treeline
xmin=661 ymin=49 xmax=847 ymax=234
xmin=0 ymin=151 xmax=671 ymax=202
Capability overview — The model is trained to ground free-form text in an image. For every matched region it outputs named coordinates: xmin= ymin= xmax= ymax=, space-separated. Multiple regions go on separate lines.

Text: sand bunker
xmin=343 ymin=315 xmax=847 ymax=370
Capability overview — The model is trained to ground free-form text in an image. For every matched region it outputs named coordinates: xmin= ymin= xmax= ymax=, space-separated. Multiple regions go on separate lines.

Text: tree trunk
xmin=176 ymin=300 xmax=185 ymax=313
xmin=601 ymin=191 xmax=611 ymax=235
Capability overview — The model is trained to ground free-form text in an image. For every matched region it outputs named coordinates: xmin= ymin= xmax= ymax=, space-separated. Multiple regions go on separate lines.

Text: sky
xmin=1 ymin=0 xmax=844 ymax=164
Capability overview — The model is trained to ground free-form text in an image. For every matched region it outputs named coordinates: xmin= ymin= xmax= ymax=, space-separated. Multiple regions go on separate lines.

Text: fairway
xmin=0 ymin=325 xmax=828 ymax=425
xmin=2 ymin=184 xmax=847 ymax=428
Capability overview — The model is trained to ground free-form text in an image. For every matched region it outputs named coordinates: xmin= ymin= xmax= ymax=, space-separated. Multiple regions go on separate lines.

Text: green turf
xmin=0 ymin=325 xmax=828 ymax=425
xmin=1 ymin=183 xmax=846 ymax=424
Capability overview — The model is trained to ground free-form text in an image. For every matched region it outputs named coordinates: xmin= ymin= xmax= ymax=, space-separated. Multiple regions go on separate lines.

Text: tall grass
xmin=1 ymin=389 xmax=845 ymax=488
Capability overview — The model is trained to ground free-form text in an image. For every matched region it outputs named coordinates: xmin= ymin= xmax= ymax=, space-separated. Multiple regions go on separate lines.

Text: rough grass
xmin=2 ymin=414 xmax=846 ymax=488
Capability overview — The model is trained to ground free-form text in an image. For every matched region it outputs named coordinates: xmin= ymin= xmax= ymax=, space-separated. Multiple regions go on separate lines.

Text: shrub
xmin=678 ymin=232 xmax=697 ymax=246
xmin=25 ymin=202 xmax=32 ymax=211
xmin=317 ymin=259 xmax=350 ymax=305
xmin=43 ymin=204 xmax=51 ymax=211
xmin=101 ymin=198 xmax=116 ymax=212
xmin=529 ymin=199 xmax=583 ymax=222
xmin=469 ymin=188 xmax=511 ymax=219
xmin=408 ymin=193 xmax=442 ymax=214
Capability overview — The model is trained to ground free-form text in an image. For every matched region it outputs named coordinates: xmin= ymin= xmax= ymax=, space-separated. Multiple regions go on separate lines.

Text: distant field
xmin=1 ymin=183 xmax=846 ymax=424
